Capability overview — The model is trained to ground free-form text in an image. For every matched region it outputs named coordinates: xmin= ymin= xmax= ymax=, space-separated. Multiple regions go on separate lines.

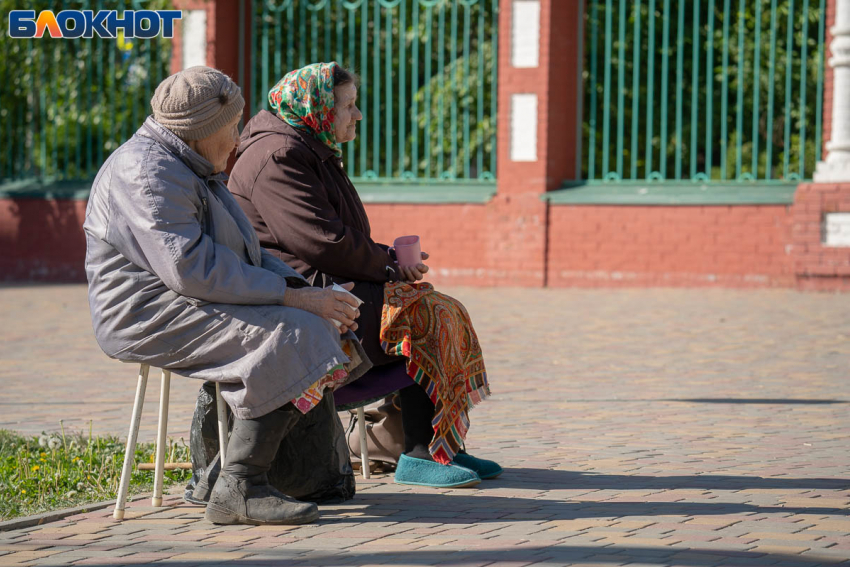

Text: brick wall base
xmin=0 ymin=198 xmax=88 ymax=282
xmin=4 ymin=185 xmax=850 ymax=292
xmin=791 ymin=183 xmax=850 ymax=291
xmin=546 ymin=205 xmax=796 ymax=288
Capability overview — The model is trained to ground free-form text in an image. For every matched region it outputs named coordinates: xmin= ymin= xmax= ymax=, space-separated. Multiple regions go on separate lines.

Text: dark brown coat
xmin=229 ymin=110 xmax=400 ymax=365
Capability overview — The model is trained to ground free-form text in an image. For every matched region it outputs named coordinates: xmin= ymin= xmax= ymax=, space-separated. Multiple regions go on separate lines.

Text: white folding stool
xmin=113 ymin=363 xmax=229 ymax=520
xmin=355 ymin=406 xmax=370 ymax=479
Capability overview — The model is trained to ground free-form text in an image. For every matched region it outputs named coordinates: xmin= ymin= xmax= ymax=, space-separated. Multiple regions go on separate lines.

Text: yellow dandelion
xmin=87 ymin=475 xmax=91 ymax=480
xmin=21 ymin=489 xmax=26 ymax=494
xmin=40 ymin=452 xmax=46 ymax=458
xmin=31 ymin=465 xmax=39 ymax=472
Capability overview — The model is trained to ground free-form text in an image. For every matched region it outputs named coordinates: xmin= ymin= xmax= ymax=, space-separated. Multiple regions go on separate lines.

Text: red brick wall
xmin=363 ymin=203 xmax=488 ymax=286
xmin=362 ymin=198 xmax=546 ymax=287
xmin=0 ymin=198 xmax=87 ymax=282
xmin=8 ymin=196 xmax=849 ymax=292
xmin=5 ymin=193 xmax=850 ymax=292
xmin=0 ymin=198 xmax=540 ymax=288
xmin=545 ymin=204 xmax=796 ymax=288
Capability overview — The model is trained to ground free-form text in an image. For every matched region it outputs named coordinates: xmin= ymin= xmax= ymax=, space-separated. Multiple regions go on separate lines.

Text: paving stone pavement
xmin=1 ymin=284 xmax=849 ymax=566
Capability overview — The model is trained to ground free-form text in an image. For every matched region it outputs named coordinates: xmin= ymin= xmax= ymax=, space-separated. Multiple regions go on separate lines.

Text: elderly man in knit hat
xmin=83 ymin=66 xmax=371 ymax=526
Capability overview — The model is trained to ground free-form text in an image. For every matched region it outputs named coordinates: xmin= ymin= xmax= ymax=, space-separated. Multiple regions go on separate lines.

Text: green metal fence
xmin=251 ymin=0 xmax=498 ymax=184
xmin=582 ymin=0 xmax=826 ymax=185
xmin=0 ymin=0 xmax=172 ymax=191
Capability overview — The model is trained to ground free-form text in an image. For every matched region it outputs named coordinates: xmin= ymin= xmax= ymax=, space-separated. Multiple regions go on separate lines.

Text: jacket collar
xmin=283 ymin=120 xmax=337 ymax=162
xmin=247 ymin=110 xmax=337 ymax=163
xmin=138 ymin=116 xmax=219 ymax=179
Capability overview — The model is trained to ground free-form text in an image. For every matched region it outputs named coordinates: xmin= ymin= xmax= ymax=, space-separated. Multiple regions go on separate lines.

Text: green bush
xmin=0 ymin=0 xmax=173 ymax=184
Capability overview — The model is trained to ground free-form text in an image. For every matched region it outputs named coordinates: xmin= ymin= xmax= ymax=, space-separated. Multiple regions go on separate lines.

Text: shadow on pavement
xmin=551 ymin=398 xmax=850 ymax=404
xmin=491 ymin=468 xmax=850 ymax=491
xmin=35 ymin=545 xmax=849 ymax=566
xmin=668 ymin=398 xmax=849 ymax=404
xmin=327 ymin=492 xmax=849 ymax=524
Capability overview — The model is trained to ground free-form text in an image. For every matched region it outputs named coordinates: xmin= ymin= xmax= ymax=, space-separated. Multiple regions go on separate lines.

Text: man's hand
xmin=282 ymin=282 xmax=361 ymax=333
xmin=398 ymin=252 xmax=430 ymax=283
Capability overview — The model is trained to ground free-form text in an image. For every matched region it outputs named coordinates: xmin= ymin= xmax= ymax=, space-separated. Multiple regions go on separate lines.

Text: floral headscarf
xmin=268 ymin=62 xmax=342 ymax=157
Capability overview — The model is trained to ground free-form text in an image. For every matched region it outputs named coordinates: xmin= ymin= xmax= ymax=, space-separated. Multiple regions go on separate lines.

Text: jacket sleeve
xmin=260 ymin=249 xmax=311 ymax=289
xmin=110 ymin=146 xmax=288 ymax=304
xmin=251 ymin=146 xmax=395 ymax=283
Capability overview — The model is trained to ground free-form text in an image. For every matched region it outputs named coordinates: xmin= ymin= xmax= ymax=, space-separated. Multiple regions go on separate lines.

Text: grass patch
xmin=0 ymin=425 xmax=191 ymax=521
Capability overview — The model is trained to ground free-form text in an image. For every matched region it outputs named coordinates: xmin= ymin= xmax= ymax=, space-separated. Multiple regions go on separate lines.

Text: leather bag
xmin=344 ymin=394 xmax=404 ymax=467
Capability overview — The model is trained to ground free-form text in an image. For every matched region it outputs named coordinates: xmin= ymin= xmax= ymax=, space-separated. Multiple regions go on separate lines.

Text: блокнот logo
xmin=8 ymin=10 xmax=182 ymax=39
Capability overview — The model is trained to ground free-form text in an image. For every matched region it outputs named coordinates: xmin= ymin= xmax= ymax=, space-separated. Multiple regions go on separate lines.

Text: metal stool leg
xmin=215 ymin=383 xmax=228 ymax=467
xmin=152 ymin=369 xmax=171 ymax=507
xmin=114 ymin=364 xmax=150 ymax=520
xmin=357 ymin=406 xmax=370 ymax=479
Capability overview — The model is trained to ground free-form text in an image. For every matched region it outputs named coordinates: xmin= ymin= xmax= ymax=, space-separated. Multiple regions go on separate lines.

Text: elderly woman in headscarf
xmin=228 ymin=62 xmax=502 ymax=488
xmin=83 ymin=66 xmax=372 ymax=526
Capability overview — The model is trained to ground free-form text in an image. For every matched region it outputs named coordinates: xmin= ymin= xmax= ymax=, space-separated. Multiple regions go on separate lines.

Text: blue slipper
xmin=452 ymin=452 xmax=503 ymax=479
xmin=394 ymin=454 xmax=481 ymax=488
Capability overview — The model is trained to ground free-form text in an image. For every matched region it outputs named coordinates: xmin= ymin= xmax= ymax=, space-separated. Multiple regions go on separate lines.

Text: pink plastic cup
xmin=393 ymin=235 xmax=422 ymax=268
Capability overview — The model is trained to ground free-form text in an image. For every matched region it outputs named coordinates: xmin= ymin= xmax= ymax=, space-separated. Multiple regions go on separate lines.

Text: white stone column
xmin=181 ymin=9 xmax=207 ymax=70
xmin=815 ymin=0 xmax=850 ymax=181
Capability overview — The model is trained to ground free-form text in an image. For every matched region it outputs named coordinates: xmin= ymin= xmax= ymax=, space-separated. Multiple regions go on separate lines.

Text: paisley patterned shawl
xmin=268 ymin=62 xmax=342 ymax=157
xmin=380 ymin=282 xmax=490 ymax=465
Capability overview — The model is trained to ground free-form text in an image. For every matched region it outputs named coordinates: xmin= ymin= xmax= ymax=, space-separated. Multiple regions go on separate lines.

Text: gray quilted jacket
xmin=83 ymin=117 xmax=370 ymax=418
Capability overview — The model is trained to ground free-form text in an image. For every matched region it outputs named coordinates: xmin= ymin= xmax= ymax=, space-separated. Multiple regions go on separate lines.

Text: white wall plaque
xmin=510 ymin=93 xmax=538 ymax=162
xmin=512 ymin=0 xmax=540 ymax=68
xmin=824 ymin=212 xmax=850 ymax=247
xmin=182 ymin=10 xmax=207 ymax=70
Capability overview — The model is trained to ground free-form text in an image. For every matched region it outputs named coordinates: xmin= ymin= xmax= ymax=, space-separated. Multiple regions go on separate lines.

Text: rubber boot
xmin=204 ymin=404 xmax=319 ymax=525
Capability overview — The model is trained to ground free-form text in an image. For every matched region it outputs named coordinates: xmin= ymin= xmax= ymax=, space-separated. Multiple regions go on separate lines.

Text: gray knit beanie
xmin=150 ymin=66 xmax=245 ymax=141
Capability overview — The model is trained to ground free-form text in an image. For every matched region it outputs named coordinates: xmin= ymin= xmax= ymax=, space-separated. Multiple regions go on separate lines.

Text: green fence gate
xmin=250 ymin=0 xmax=499 ymax=191
xmin=581 ymin=0 xmax=826 ymax=193
xmin=5 ymin=1 xmax=823 ymax=201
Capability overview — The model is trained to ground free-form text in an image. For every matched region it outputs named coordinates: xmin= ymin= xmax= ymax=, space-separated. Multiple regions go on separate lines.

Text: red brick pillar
xmin=169 ymin=0 xmax=252 ymax=173
xmin=792 ymin=183 xmax=850 ymax=291
xmin=169 ymin=0 xmax=252 ymax=124
xmin=492 ymin=0 xmax=584 ymax=286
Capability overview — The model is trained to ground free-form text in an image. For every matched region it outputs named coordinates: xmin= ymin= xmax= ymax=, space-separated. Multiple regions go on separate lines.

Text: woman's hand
xmin=282 ymin=282 xmax=361 ymax=333
xmin=398 ymin=252 xmax=430 ymax=283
